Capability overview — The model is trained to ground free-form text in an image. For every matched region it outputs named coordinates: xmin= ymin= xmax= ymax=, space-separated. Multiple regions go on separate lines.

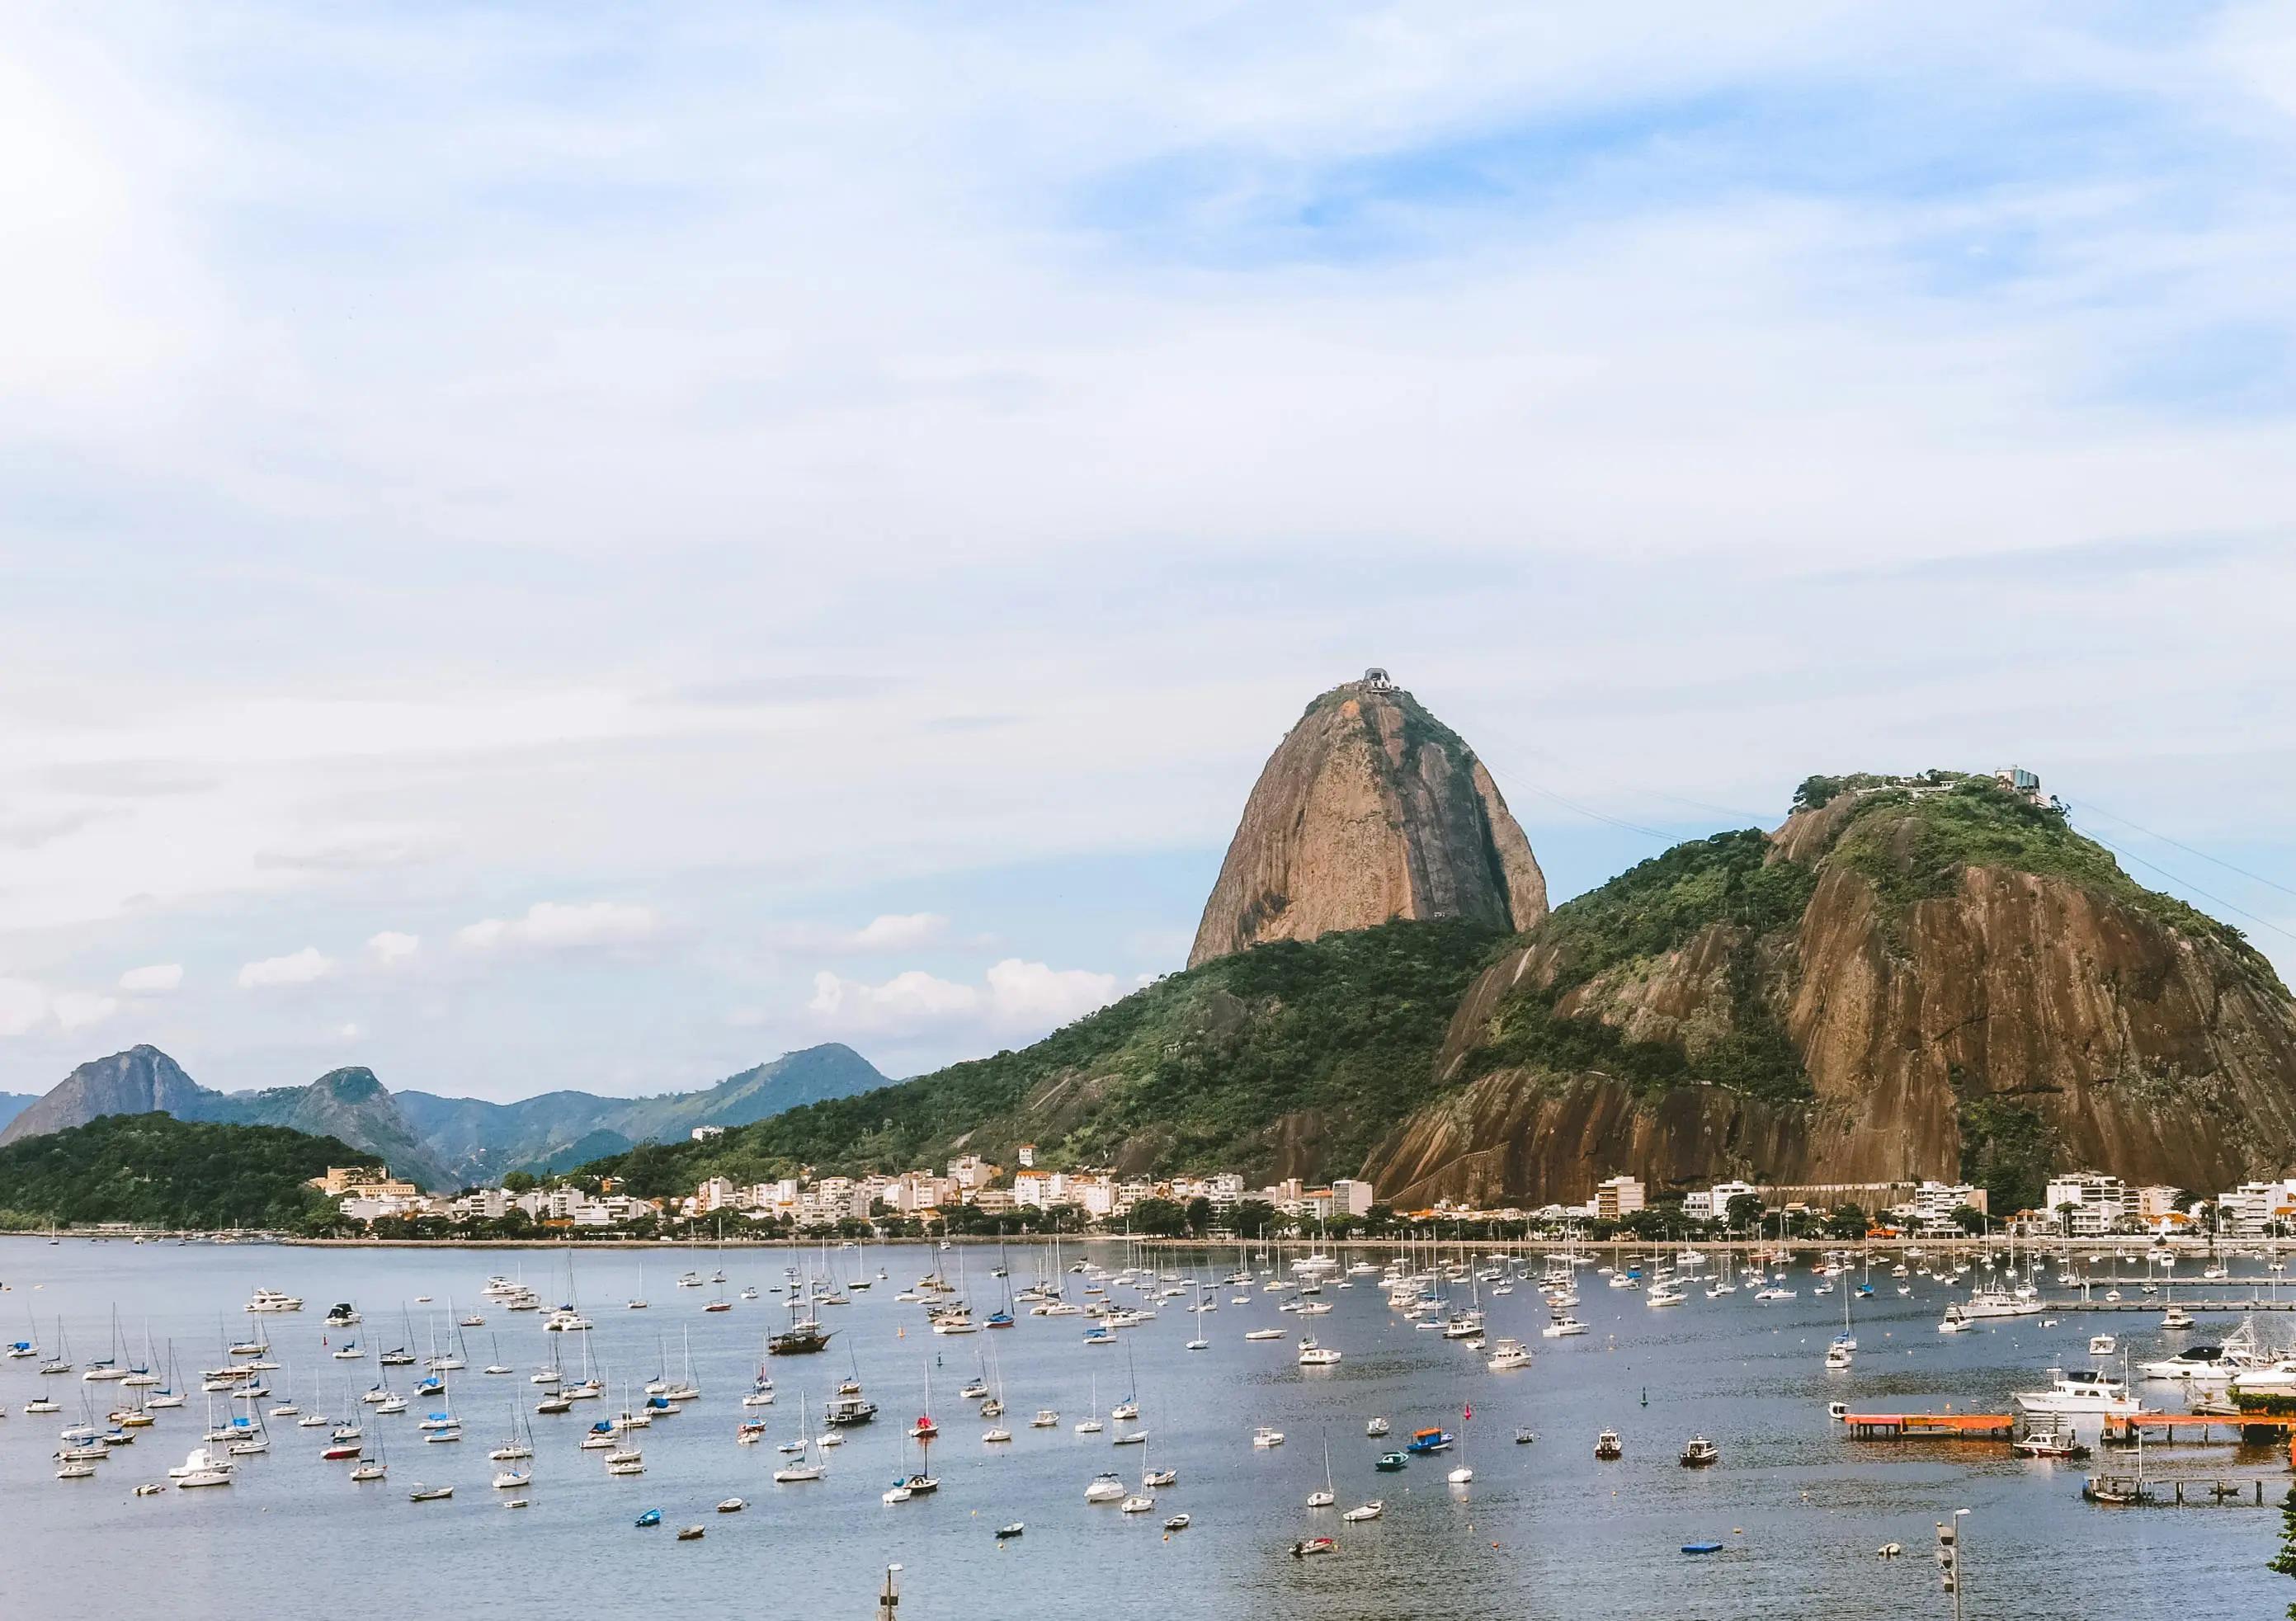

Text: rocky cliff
xmin=1190 ymin=673 xmax=1546 ymax=968
xmin=0 ymin=1046 xmax=212 ymax=1147
xmin=1365 ymin=776 xmax=2296 ymax=1212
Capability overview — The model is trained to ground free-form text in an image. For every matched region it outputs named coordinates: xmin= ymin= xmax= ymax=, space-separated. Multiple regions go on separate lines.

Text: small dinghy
xmin=634 ymin=1508 xmax=662 ymax=1528
xmin=1289 ymin=1536 xmax=1338 ymax=1557
xmin=995 ymin=1522 xmax=1025 ymax=1539
xmin=1681 ymin=1541 xmax=1724 ymax=1555
xmin=677 ymin=1524 xmax=705 ymax=1541
xmin=1163 ymin=1513 xmax=1190 ymax=1531
xmin=717 ymin=1497 xmax=746 ymax=1513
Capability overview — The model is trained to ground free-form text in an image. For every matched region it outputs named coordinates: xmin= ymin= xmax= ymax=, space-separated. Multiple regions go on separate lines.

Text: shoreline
xmin=2 ymin=1230 xmax=2269 ymax=1257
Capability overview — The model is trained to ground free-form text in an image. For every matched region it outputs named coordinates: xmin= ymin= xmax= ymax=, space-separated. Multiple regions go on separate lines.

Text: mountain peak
xmin=1189 ymin=671 xmax=1546 ymax=968
xmin=0 ymin=1044 xmax=207 ymax=1147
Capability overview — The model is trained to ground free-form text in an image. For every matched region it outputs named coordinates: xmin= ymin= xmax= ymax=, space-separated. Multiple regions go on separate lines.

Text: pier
xmin=2102 ymin=1411 xmax=2296 ymax=1445
xmin=1842 ymin=1412 xmax=2016 ymax=1440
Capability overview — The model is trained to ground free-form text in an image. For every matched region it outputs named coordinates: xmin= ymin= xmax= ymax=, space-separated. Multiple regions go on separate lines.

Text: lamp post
xmin=1935 ymin=1507 xmax=1970 ymax=1619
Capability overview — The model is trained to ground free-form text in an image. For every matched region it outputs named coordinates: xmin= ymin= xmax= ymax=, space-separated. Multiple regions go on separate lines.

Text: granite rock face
xmin=0 ymin=1045 xmax=210 ymax=1147
xmin=1367 ymin=786 xmax=2296 ymax=1208
xmin=1190 ymin=675 xmax=1547 ymax=968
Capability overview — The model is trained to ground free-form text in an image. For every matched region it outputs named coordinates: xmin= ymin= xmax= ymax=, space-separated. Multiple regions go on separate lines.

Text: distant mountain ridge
xmin=396 ymin=1044 xmax=890 ymax=1184
xmin=0 ymin=1043 xmax=888 ymax=1190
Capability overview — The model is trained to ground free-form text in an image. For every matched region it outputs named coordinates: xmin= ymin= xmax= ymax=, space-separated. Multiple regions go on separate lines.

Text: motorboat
xmin=1298 ymin=1341 xmax=1342 ymax=1368
xmin=1253 ymin=1425 xmax=1285 ymax=1449
xmin=1365 ymin=1416 xmax=1390 ymax=1438
xmin=2015 ymin=1368 xmax=2140 ymax=1416
xmin=1374 ymin=1451 xmax=1407 ymax=1471
xmin=244 ymin=1289 xmax=304 ymax=1314
xmin=1289 ymin=1537 xmax=1338 ymax=1557
xmin=1595 ymin=1430 xmax=1623 ymax=1460
xmin=1085 ymin=1472 xmax=1127 ymax=1502
xmin=1486 ymin=1338 xmax=1532 ymax=1371
xmin=1960 ymin=1284 xmax=2042 ymax=1320
xmin=1542 ymin=1315 xmax=1588 ymax=1338
xmin=2090 ymin=1334 xmax=2118 ymax=1358
xmin=2162 ymin=1306 xmax=2195 ymax=1330
xmin=1680 ymin=1435 xmax=1719 ymax=1467
xmin=1342 ymin=1501 xmax=1384 ymax=1522
xmin=1937 ymin=1305 xmax=1972 ymax=1334
xmin=2015 ymin=1425 xmax=2090 ymax=1460
xmin=1406 ymin=1427 xmax=1452 ymax=1455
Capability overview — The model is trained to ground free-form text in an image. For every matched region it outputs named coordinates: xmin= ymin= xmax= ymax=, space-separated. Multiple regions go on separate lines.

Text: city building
xmin=1595 ymin=1176 xmax=1646 ymax=1221
xmin=2044 ymin=1171 xmax=2130 ymax=1235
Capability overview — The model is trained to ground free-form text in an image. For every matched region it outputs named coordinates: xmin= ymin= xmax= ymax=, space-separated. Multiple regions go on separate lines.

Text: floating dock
xmin=1842 ymin=1412 xmax=2016 ymax=1440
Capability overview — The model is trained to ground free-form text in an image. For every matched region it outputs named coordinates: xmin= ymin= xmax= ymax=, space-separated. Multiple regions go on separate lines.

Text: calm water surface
xmin=0 ymin=1238 xmax=2283 ymax=1619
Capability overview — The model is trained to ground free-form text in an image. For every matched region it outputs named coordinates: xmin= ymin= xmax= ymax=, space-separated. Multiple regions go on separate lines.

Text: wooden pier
xmin=2082 ymin=1475 xmax=2278 ymax=1508
xmin=2103 ymin=1411 xmax=2296 ymax=1445
xmin=2049 ymin=1297 xmax=2296 ymax=1312
xmin=1842 ymin=1412 xmax=2016 ymax=1440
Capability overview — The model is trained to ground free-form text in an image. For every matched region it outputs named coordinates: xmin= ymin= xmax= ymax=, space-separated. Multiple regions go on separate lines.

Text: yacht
xmin=1960 ymin=1283 xmax=2043 ymax=1320
xmin=244 ymin=1289 xmax=304 ymax=1314
xmin=1936 ymin=1305 xmax=1972 ymax=1334
xmin=1542 ymin=1314 xmax=1588 ymax=1338
xmin=2015 ymin=1369 xmax=2140 ymax=1416
xmin=1084 ymin=1472 xmax=1127 ymax=1503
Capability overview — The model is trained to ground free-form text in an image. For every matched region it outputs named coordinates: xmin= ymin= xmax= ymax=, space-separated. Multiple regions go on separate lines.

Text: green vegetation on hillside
xmin=1823 ymin=777 xmax=2278 ymax=983
xmin=591 ymin=919 xmax=1499 ymax=1195
xmin=1459 ymin=829 xmax=1817 ymax=1105
xmin=0 ymin=1113 xmax=352 ymax=1231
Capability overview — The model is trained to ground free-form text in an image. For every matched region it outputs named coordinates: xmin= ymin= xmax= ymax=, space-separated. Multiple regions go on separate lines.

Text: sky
xmin=2 ymin=2 xmax=2294 ymax=1100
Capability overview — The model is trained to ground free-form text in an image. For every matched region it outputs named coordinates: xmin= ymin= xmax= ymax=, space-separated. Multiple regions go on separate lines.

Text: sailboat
xmin=1447 ymin=1406 xmax=1473 ymax=1486
xmin=147 ymin=1341 xmax=186 ymax=1408
xmin=1074 ymin=1371 xmax=1104 ymax=1435
xmin=1307 ymin=1430 xmax=1336 ymax=1508
xmin=772 ymin=1392 xmax=825 ymax=1482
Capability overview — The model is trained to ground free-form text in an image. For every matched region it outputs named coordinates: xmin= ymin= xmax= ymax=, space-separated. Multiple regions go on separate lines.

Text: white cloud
xmin=846 ymin=912 xmax=949 ymax=951
xmin=366 ymin=931 xmax=421 ymax=966
xmin=333 ymin=1021 xmax=363 ymax=1043
xmin=0 ymin=980 xmax=49 ymax=1038
xmin=118 ymin=962 xmax=183 ymax=993
xmin=237 ymin=946 xmax=335 ymax=988
xmin=455 ymin=901 xmax=659 ymax=952
xmin=51 ymin=992 xmax=119 ymax=1032
xmin=982 ymin=959 xmax=1121 ymax=1028
xmin=809 ymin=956 xmax=1120 ymax=1039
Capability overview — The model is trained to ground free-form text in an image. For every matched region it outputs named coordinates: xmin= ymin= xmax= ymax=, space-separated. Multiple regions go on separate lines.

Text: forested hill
xmin=590 ymin=919 xmax=1501 ymax=1197
xmin=0 ymin=1113 xmax=355 ymax=1231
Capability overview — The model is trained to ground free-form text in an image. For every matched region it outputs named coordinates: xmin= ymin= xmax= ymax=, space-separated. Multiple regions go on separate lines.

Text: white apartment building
xmin=2044 ymin=1172 xmax=2130 ymax=1235
xmin=2218 ymin=1180 xmax=2296 ymax=1237
xmin=1685 ymin=1179 xmax=1760 ymax=1221
xmin=1329 ymin=1179 xmax=1375 ymax=1218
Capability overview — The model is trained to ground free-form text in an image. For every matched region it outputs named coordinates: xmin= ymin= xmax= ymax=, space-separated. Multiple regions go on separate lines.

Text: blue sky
xmin=2 ymin=2 xmax=2294 ymax=1097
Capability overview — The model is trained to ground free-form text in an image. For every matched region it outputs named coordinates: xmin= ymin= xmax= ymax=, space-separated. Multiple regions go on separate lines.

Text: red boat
xmin=322 ymin=1444 xmax=361 ymax=1460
